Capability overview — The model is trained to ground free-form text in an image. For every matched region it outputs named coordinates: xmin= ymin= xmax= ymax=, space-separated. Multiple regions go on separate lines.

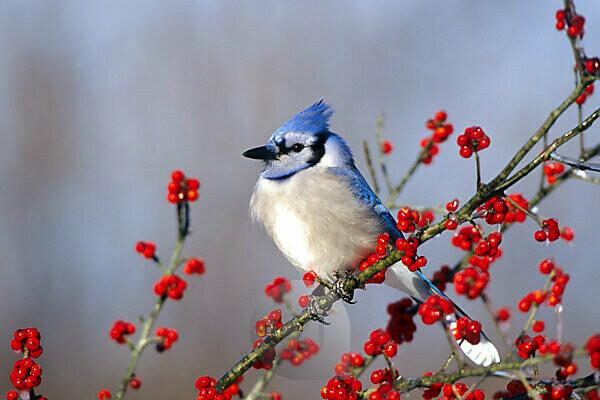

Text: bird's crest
xmin=272 ymin=99 xmax=333 ymax=141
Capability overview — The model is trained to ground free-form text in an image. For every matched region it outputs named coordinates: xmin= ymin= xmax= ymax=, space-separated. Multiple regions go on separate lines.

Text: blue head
xmin=243 ymin=100 xmax=354 ymax=179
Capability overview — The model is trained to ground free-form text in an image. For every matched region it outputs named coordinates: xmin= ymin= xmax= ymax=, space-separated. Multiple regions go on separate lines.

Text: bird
xmin=243 ymin=100 xmax=500 ymax=367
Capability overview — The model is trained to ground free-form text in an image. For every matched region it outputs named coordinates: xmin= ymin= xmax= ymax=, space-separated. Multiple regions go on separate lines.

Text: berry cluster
xmin=444 ymin=199 xmax=460 ymax=230
xmin=421 ymin=110 xmax=454 ymax=164
xmin=110 ymin=320 xmax=136 ymax=344
xmin=369 ymin=369 xmax=400 ymax=400
xmin=155 ymin=327 xmax=179 ymax=352
xmin=586 ymin=334 xmax=600 ymax=370
xmin=418 ymin=295 xmax=454 ymax=325
xmin=477 ymin=196 xmax=509 ymax=225
xmin=184 ymin=258 xmax=206 ymax=275
xmin=395 ymin=237 xmax=427 ymax=272
xmin=320 ymin=375 xmax=362 ymax=400
xmin=517 ymin=289 xmax=547 ymax=313
xmin=280 ymin=338 xmax=320 ymax=366
xmin=555 ymin=8 xmax=585 ymax=38
xmin=154 ymin=274 xmax=187 ymax=300
xmin=576 ymin=83 xmax=595 ymax=105
xmin=474 ymin=232 xmax=502 ymax=258
xmin=167 ymin=170 xmax=200 ymax=204
xmin=195 ymin=376 xmax=240 ymax=400
xmin=9 ymin=358 xmax=42 ymax=393
xmin=505 ymin=193 xmax=529 ymax=223
xmin=386 ymin=298 xmax=417 ymax=345
xmin=363 ymin=329 xmax=398 ymax=357
xmin=468 ymin=250 xmax=501 ymax=272
xmin=452 ymin=317 xmax=482 ymax=345
xmin=430 ymin=383 xmax=484 ymax=400
xmin=451 ymin=226 xmax=482 ymax=251
xmin=368 ymin=383 xmax=400 ymax=400
xmin=255 ymin=310 xmax=283 ymax=338
xmin=359 ymin=234 xmax=391 ymax=284
xmin=549 ymin=268 xmax=570 ymax=306
xmin=453 ymin=267 xmax=489 ymax=299
xmin=396 ymin=208 xmax=434 ymax=232
xmin=515 ymin=334 xmax=546 ymax=359
xmin=419 ymin=138 xmax=440 ymax=165
xmin=456 ymin=126 xmax=490 ymax=158
xmin=135 ymin=241 xmax=157 ymax=259
xmin=534 ymin=218 xmax=560 ymax=242
xmin=333 ymin=353 xmax=365 ymax=375
xmin=10 ymin=328 xmax=43 ymax=358
xmin=265 ymin=276 xmax=292 ymax=303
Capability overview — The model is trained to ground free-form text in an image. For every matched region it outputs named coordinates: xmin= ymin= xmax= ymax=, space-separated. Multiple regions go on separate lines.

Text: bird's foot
xmin=333 ymin=271 xmax=358 ymax=304
xmin=307 ymin=294 xmax=330 ymax=325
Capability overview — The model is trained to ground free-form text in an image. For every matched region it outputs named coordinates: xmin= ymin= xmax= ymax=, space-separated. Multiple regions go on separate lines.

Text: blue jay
xmin=243 ymin=100 xmax=500 ymax=366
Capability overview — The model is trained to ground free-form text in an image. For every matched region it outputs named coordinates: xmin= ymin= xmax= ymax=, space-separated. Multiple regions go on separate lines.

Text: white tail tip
xmin=457 ymin=336 xmax=500 ymax=367
xmin=447 ymin=314 xmax=500 ymax=366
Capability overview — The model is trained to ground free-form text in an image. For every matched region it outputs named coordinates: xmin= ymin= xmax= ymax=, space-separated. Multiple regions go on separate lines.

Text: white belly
xmin=250 ymin=167 xmax=385 ymax=279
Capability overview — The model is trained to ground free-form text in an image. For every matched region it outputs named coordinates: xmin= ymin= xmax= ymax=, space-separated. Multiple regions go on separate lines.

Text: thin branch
xmin=113 ymin=204 xmax=190 ymax=400
xmin=363 ymin=140 xmax=380 ymax=195
xmin=550 ymin=152 xmax=600 ymax=172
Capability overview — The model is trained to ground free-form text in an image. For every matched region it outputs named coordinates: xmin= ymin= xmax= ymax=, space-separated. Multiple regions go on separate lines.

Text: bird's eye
xmin=291 ymin=143 xmax=305 ymax=152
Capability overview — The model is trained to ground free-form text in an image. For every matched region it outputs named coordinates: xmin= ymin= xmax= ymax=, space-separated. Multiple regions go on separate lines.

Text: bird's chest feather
xmin=250 ymin=168 xmax=384 ymax=278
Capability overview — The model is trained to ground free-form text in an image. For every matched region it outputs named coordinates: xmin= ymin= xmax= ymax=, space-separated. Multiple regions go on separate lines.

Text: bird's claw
xmin=307 ymin=295 xmax=330 ymax=325
xmin=333 ymin=271 xmax=358 ymax=304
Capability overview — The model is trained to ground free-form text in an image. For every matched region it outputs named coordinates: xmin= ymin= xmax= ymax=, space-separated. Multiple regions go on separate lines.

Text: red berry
xmin=532 ymin=320 xmax=545 ymax=333
xmin=534 ymin=230 xmax=547 ymax=242
xmin=382 ymin=140 xmax=393 ymax=155
xmin=459 ymin=146 xmax=473 ymax=158
xmin=298 ymin=295 xmax=310 ymax=308
xmin=6 ymin=392 xmax=18 ymax=400
xmin=129 ymin=377 xmax=141 ymax=389
xmin=171 ymin=170 xmax=185 ymax=182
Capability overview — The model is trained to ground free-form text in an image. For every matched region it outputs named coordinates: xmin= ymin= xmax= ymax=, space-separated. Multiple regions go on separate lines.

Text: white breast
xmin=250 ymin=167 xmax=385 ymax=279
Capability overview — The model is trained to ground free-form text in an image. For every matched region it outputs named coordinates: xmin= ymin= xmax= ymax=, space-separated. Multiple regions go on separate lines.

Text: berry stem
xmin=362 ymin=140 xmax=380 ymax=195
xmin=386 ymin=140 xmax=434 ymax=208
xmin=474 ymin=150 xmax=482 ymax=190
xmin=374 ymin=114 xmax=394 ymax=194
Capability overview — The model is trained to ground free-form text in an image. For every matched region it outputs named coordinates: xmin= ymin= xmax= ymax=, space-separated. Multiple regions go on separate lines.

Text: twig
xmin=363 ymin=140 xmax=380 ymax=195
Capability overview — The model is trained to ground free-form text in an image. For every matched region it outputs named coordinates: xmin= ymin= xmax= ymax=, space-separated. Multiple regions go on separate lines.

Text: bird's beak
xmin=242 ymin=145 xmax=278 ymax=160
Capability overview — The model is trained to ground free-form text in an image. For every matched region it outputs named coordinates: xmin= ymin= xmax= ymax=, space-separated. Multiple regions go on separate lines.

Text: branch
xmin=113 ymin=203 xmax=190 ymax=400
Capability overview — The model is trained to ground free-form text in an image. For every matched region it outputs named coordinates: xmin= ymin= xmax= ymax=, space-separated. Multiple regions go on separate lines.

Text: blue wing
xmin=328 ymin=165 xmax=404 ymax=242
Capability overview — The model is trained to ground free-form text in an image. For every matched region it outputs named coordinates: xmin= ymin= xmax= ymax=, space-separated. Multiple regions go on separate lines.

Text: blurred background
xmin=1 ymin=1 xmax=599 ymax=399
